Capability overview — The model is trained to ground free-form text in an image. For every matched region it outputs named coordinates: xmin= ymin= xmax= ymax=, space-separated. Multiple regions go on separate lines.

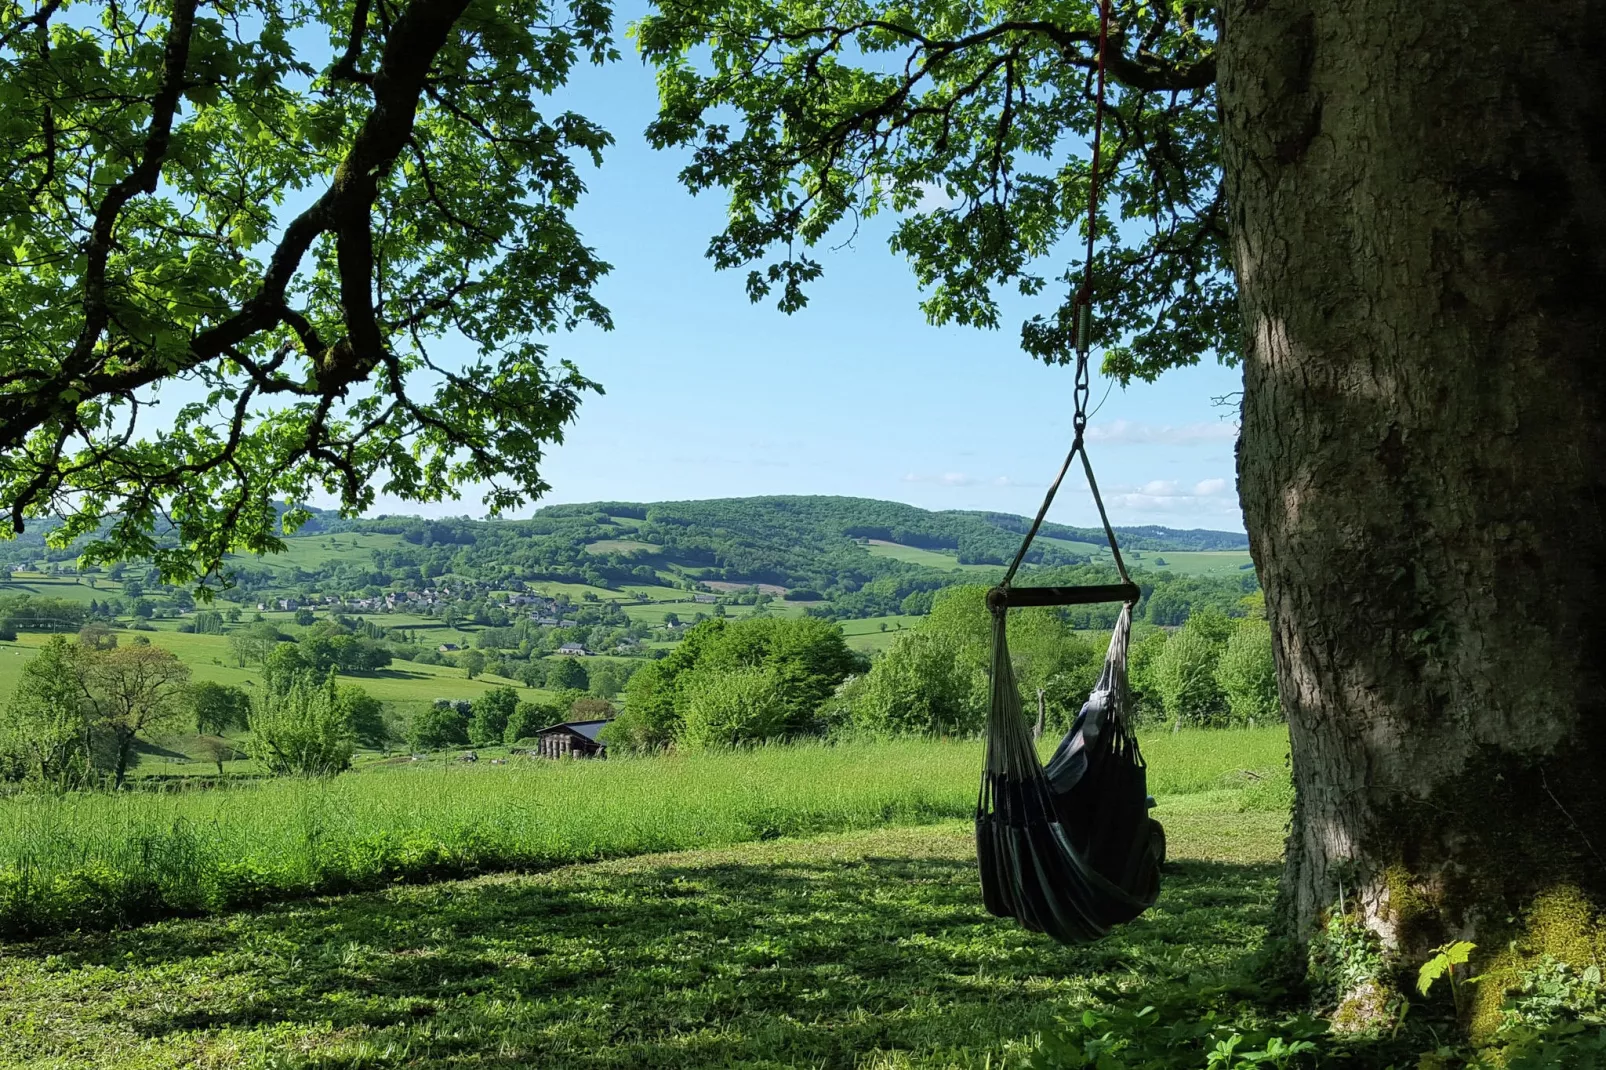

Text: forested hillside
xmin=2 ymin=496 xmax=1249 ymax=620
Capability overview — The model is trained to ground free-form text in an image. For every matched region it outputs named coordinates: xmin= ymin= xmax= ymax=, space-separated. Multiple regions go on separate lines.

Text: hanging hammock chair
xmin=974 ymin=0 xmax=1164 ymax=945
xmin=977 ymin=534 xmax=1166 ymax=944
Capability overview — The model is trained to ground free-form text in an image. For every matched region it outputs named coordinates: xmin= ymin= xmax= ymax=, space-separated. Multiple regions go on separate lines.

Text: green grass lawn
xmin=0 ymin=813 xmax=1284 ymax=1069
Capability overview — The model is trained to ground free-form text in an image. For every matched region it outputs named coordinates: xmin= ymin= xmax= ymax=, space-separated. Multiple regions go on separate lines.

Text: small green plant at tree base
xmin=1418 ymin=940 xmax=1479 ymax=1015
xmin=1307 ymin=897 xmax=1388 ymax=1007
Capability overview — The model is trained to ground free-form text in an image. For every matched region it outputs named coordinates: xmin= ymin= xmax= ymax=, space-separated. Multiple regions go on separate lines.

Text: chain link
xmin=1073 ymin=296 xmax=1092 ymax=438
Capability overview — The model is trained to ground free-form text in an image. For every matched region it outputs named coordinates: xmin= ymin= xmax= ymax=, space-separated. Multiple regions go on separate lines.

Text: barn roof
xmin=537 ymin=719 xmax=609 ymax=743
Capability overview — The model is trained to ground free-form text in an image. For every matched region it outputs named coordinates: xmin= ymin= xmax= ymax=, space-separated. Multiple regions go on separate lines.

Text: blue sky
xmin=368 ymin=11 xmax=1247 ymax=532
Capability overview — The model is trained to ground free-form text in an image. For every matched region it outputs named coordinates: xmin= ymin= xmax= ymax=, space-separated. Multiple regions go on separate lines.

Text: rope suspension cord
xmin=994 ymin=0 xmax=1135 ymax=611
xmin=975 ymin=0 xmax=1164 ymax=947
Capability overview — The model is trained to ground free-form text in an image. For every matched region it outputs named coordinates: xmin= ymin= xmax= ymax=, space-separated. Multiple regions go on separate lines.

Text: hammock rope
xmin=976 ymin=0 xmax=1165 ymax=945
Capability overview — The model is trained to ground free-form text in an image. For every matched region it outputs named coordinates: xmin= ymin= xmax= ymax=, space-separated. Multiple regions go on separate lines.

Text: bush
xmin=546 ymin=657 xmax=589 ymax=691
xmin=249 ymin=672 xmax=355 ymax=776
xmin=1216 ymin=618 xmax=1281 ymax=723
xmin=468 ymin=686 xmax=519 ymax=746
xmin=504 ymin=700 xmax=557 ymax=744
xmin=337 ymin=686 xmax=390 ymax=748
xmin=1126 ymin=629 xmax=1173 ymax=724
xmin=189 ymin=681 xmax=252 ymax=734
xmin=408 ymin=704 xmax=470 ymax=751
xmin=606 ymin=662 xmax=680 ymax=751
xmin=677 ymin=667 xmax=790 ymax=749
xmin=569 ymin=696 xmax=615 ymax=721
xmin=1150 ymin=625 xmax=1227 ymax=726
xmin=851 ymin=631 xmax=982 ymax=736
xmin=608 ymin=616 xmax=862 ymax=752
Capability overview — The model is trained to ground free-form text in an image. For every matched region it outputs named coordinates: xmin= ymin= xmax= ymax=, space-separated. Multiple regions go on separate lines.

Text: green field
xmin=863 ymin=541 xmax=999 ymax=573
xmin=1140 ymin=550 xmax=1256 ymax=575
xmin=583 ymin=538 xmax=657 ymax=555
xmin=0 ymin=628 xmax=549 ymax=714
xmin=0 ymin=728 xmax=1293 ymax=1067
xmin=840 ymin=613 xmax=922 ymax=653
xmin=0 ymin=573 xmax=105 ymax=603
xmin=227 ymin=532 xmax=405 ymax=571
xmin=1038 ymin=535 xmax=1109 ymax=555
xmin=0 ymin=729 xmax=1291 ymax=940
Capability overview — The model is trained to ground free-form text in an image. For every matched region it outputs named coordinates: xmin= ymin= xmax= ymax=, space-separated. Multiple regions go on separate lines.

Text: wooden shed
xmin=533 ymin=719 xmax=608 ymax=759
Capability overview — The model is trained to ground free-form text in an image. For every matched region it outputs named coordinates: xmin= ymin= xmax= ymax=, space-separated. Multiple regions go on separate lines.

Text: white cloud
xmin=1105 ymin=475 xmax=1239 ymax=516
xmin=1085 ymin=419 xmax=1239 ymax=445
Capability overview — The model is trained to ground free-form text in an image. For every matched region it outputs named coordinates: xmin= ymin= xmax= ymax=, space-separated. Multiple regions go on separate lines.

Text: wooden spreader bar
xmin=986 ymin=582 xmax=1141 ymax=612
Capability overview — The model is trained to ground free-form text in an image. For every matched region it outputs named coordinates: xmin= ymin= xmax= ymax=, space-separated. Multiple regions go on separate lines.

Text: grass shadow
xmin=0 ymin=826 xmax=1281 ymax=1069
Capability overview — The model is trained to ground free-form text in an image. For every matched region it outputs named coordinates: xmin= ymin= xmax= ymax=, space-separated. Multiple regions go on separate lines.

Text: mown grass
xmin=0 ymin=816 xmax=1286 ymax=1069
xmin=0 ymin=730 xmax=1289 ymax=940
xmin=583 ymin=538 xmax=658 ymax=555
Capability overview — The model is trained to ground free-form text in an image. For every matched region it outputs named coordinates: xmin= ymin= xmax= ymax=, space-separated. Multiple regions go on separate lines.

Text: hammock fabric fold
xmin=976 ymin=602 xmax=1165 ymax=944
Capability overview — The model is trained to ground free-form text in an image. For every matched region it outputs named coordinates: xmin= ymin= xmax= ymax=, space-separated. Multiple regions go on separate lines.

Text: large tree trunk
xmin=1219 ymin=0 xmax=1606 ymax=959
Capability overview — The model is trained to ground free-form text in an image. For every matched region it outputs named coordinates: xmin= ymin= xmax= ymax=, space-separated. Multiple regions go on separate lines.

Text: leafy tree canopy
xmin=0 ymin=0 xmax=618 ymax=584
xmin=637 ymin=0 xmax=1229 ymax=381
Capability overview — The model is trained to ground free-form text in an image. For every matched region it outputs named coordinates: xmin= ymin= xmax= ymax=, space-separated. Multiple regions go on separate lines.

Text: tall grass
xmin=0 ymin=728 xmax=1288 ymax=937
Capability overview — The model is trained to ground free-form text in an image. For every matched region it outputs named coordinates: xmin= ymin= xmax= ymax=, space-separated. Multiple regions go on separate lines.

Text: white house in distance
xmin=556 ymin=642 xmax=590 ymax=656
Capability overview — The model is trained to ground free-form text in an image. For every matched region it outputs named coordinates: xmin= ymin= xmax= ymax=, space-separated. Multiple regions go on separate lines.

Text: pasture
xmin=863 ymin=540 xmax=999 ymax=573
xmin=0 ymin=573 xmax=103 ymax=603
xmin=582 ymin=538 xmax=658 ymax=555
xmin=0 ymin=627 xmax=550 ymax=713
xmin=1139 ymin=550 xmax=1256 ymax=575
xmin=839 ymin=614 xmax=922 ymax=653
xmin=226 ymin=532 xmax=406 ymax=571
xmin=0 ymin=729 xmax=1291 ymax=941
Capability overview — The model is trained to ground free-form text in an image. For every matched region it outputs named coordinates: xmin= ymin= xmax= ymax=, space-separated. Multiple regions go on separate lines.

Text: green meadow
xmin=583 ymin=538 xmax=658 ymax=555
xmin=0 ymin=729 xmax=1290 ymax=941
xmin=839 ymin=614 xmax=923 ymax=653
xmin=226 ymin=531 xmax=406 ymax=571
xmin=0 ymin=574 xmax=104 ymax=603
xmin=863 ymin=540 xmax=1000 ymax=573
xmin=0 ymin=816 xmax=1286 ymax=1070
xmin=0 ymin=627 xmax=549 ymax=713
xmin=1143 ymin=550 xmax=1256 ymax=575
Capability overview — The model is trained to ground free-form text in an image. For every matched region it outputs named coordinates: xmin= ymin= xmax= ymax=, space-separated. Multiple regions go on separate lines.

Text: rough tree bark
xmin=1220 ymin=0 xmax=1606 ymax=960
